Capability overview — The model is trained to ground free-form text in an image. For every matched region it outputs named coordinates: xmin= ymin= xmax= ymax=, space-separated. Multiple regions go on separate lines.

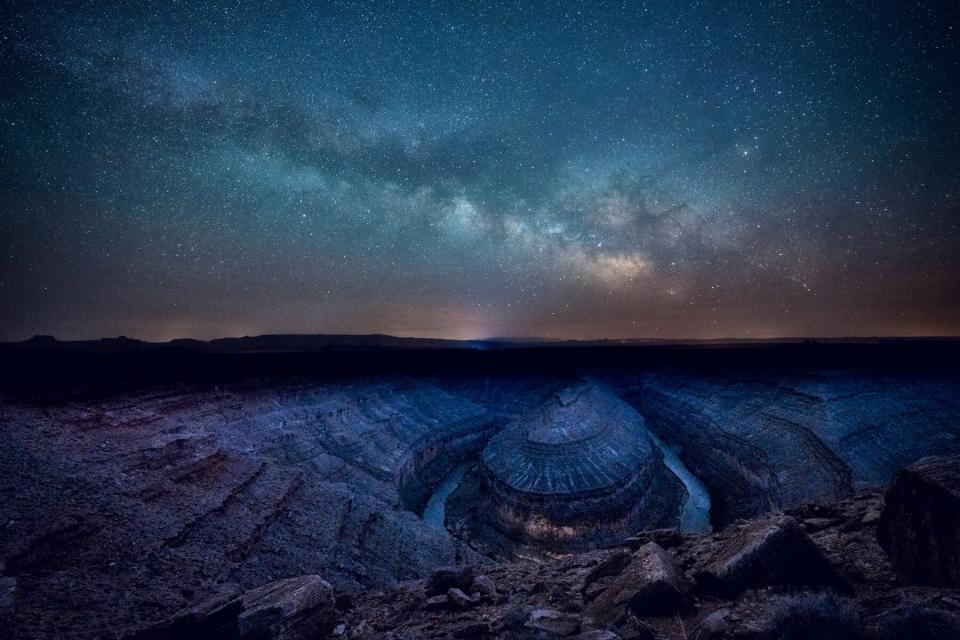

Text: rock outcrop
xmin=622 ymin=370 xmax=853 ymax=527
xmin=878 ymin=454 xmax=960 ymax=587
xmin=131 ymin=575 xmax=335 ymax=640
xmin=693 ymin=514 xmax=843 ymax=597
xmin=583 ymin=542 xmax=690 ymax=625
xmin=316 ymin=380 xmax=496 ymax=513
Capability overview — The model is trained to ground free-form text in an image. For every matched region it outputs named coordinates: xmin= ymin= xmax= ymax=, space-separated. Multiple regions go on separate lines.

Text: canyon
xmin=0 ymin=339 xmax=959 ymax=639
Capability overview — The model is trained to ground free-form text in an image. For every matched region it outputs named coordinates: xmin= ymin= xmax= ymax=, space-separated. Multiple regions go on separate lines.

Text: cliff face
xmin=612 ymin=369 xmax=960 ymax=527
xmin=313 ymin=380 xmax=496 ymax=513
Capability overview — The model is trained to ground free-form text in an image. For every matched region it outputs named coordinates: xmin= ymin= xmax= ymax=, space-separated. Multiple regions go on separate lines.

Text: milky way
xmin=1 ymin=1 xmax=958 ymax=340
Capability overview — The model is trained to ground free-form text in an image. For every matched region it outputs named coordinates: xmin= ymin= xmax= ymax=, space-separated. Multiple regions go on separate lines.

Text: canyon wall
xmin=611 ymin=368 xmax=960 ymax=527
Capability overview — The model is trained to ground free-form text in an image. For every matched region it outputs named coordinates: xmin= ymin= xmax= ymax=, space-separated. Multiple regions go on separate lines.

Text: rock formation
xmin=132 ymin=575 xmax=336 ymax=640
xmin=692 ymin=514 xmax=844 ymax=597
xmin=610 ymin=368 xmax=960 ymax=527
xmin=0 ymin=378 xmax=490 ymax=639
xmin=582 ymin=541 xmax=691 ymax=625
xmin=878 ymin=453 xmax=960 ymax=587
xmin=480 ymin=383 xmax=683 ymax=546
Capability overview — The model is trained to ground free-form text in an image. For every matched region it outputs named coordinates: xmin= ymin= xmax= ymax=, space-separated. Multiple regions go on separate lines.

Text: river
xmin=422 ymin=462 xmax=469 ymax=528
xmin=646 ymin=430 xmax=712 ymax=533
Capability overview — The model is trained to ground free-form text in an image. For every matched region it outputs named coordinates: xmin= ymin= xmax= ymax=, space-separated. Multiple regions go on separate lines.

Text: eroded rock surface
xmin=131 ymin=575 xmax=335 ymax=640
xmin=481 ymin=383 xmax=684 ymax=546
xmin=878 ymin=454 xmax=960 ymax=587
xmin=692 ymin=514 xmax=843 ymax=597
xmin=610 ymin=369 xmax=960 ymax=527
xmin=583 ymin=542 xmax=690 ymax=625
xmin=0 ymin=379 xmax=491 ymax=639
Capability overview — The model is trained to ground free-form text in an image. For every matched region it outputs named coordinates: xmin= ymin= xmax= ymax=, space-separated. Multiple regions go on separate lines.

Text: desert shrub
xmin=867 ymin=599 xmax=960 ymax=640
xmin=761 ymin=591 xmax=864 ymax=640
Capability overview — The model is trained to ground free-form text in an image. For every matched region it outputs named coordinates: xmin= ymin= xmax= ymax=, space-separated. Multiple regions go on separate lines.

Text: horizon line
xmin=6 ymin=331 xmax=960 ymax=346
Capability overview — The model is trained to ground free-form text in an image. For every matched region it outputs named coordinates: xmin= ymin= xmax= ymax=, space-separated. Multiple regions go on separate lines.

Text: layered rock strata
xmin=616 ymin=369 xmax=960 ymax=527
xmin=0 ymin=378 xmax=488 ymax=640
xmin=481 ymin=383 xmax=682 ymax=545
xmin=313 ymin=380 xmax=496 ymax=512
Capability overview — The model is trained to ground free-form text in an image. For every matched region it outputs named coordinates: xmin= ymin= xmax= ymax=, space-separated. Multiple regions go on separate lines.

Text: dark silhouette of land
xmin=2 ymin=333 xmax=958 ymax=394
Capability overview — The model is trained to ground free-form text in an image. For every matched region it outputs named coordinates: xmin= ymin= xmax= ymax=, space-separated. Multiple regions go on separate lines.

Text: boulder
xmin=584 ymin=543 xmax=690 ymax=625
xmin=867 ymin=599 xmax=960 ymax=640
xmin=238 ymin=575 xmax=335 ymax=640
xmin=569 ymin=631 xmax=620 ymax=640
xmin=801 ymin=517 xmax=840 ymax=533
xmin=584 ymin=578 xmax=614 ymax=603
xmin=130 ymin=591 xmax=244 ymax=639
xmin=623 ymin=528 xmax=684 ymax=551
xmin=697 ymin=609 xmax=730 ymax=639
xmin=447 ymin=587 xmax=475 ymax=609
xmin=694 ymin=514 xmax=842 ymax=597
xmin=426 ymin=565 xmax=475 ymax=595
xmin=582 ymin=550 xmax=632 ymax=594
xmin=751 ymin=592 xmax=861 ymax=640
xmin=470 ymin=575 xmax=497 ymax=599
xmin=496 ymin=606 xmax=532 ymax=633
xmin=424 ymin=594 xmax=450 ymax=611
xmin=877 ymin=454 xmax=960 ymax=587
xmin=130 ymin=576 xmax=334 ymax=640
xmin=525 ymin=606 xmax=581 ymax=636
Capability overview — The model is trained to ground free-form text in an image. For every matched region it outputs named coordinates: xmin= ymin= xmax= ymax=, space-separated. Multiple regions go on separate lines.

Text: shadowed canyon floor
xmin=1 ymin=341 xmax=959 ymax=639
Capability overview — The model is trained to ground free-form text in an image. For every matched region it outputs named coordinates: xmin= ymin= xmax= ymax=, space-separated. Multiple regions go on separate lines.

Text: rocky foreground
xmin=130 ymin=455 xmax=960 ymax=640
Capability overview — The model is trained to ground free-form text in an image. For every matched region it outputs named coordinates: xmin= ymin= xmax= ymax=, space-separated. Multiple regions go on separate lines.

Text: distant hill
xmin=2 ymin=332 xmax=957 ymax=356
xmin=3 ymin=333 xmax=478 ymax=354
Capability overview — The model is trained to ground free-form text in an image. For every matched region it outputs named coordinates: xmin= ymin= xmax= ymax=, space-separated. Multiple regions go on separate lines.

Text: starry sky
xmin=2 ymin=1 xmax=959 ymax=341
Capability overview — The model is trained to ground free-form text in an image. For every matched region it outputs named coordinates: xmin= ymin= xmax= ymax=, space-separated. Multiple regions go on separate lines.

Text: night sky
xmin=2 ymin=1 xmax=959 ymax=341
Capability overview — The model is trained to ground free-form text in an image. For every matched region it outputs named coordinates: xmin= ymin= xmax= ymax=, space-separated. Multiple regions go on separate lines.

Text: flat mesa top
xmin=482 ymin=383 xmax=655 ymax=495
